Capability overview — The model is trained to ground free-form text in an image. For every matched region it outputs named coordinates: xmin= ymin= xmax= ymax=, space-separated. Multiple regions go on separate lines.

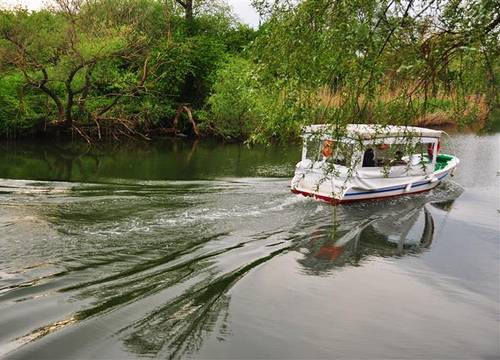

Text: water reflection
xmin=0 ymin=139 xmax=298 ymax=182
xmin=120 ymin=248 xmax=288 ymax=359
xmin=296 ymin=198 xmax=454 ymax=275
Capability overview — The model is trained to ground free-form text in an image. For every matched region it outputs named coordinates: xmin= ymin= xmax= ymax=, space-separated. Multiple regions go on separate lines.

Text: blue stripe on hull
xmin=344 ymin=172 xmax=448 ymax=197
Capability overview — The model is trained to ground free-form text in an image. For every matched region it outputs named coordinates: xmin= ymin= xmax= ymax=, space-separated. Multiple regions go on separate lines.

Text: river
xmin=0 ymin=133 xmax=498 ymax=359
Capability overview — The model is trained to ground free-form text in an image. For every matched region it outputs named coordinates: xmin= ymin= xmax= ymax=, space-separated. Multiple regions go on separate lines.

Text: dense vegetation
xmin=0 ymin=0 xmax=498 ymax=142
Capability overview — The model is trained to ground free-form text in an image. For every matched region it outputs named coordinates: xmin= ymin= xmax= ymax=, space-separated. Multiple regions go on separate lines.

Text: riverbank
xmin=2 ymin=110 xmax=498 ymax=144
xmin=1 ymin=0 xmax=497 ymax=144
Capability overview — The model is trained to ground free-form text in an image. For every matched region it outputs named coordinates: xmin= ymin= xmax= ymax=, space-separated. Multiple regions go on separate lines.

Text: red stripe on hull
xmin=291 ymin=187 xmax=435 ymax=205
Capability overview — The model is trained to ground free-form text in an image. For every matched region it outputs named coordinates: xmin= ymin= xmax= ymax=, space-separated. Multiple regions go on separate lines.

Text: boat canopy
xmin=303 ymin=124 xmax=442 ymax=140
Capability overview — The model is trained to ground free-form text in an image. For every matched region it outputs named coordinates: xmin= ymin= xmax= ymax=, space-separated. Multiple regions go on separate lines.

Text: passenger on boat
xmin=362 ymin=148 xmax=375 ymax=167
xmin=427 ymin=141 xmax=440 ymax=159
xmin=427 ymin=143 xmax=433 ymax=158
xmin=391 ymin=151 xmax=407 ymax=166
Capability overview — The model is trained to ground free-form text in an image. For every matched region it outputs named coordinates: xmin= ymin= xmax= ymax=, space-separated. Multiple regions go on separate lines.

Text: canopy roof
xmin=303 ymin=124 xmax=442 ymax=140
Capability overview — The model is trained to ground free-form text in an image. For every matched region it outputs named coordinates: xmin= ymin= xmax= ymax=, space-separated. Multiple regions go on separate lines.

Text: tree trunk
xmin=65 ymin=94 xmax=74 ymax=128
xmin=65 ymin=77 xmax=75 ymax=128
xmin=185 ymin=0 xmax=193 ymax=34
xmin=174 ymin=0 xmax=196 ymax=103
xmin=39 ymin=84 xmax=65 ymax=123
xmin=175 ymin=0 xmax=194 ymax=34
xmin=173 ymin=104 xmax=199 ymax=137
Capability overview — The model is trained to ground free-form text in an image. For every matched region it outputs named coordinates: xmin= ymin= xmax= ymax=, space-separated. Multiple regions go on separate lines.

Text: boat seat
xmin=435 ymin=154 xmax=453 ymax=171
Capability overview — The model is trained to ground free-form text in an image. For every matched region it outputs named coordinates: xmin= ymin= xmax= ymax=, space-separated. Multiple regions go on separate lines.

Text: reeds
xmin=316 ymin=85 xmax=490 ymax=129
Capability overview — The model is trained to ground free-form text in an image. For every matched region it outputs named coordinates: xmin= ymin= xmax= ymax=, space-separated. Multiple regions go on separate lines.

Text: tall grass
xmin=317 ymin=86 xmax=490 ymax=129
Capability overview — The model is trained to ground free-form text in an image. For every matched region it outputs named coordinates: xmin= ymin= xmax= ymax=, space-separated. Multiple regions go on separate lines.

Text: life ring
xmin=321 ymin=140 xmax=334 ymax=158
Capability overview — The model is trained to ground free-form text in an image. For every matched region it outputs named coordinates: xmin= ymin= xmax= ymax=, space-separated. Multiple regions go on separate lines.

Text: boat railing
xmin=441 ymin=130 xmax=457 ymax=157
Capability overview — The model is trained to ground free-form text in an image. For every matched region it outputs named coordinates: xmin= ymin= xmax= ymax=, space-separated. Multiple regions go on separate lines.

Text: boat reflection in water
xmin=296 ymin=196 xmax=458 ymax=275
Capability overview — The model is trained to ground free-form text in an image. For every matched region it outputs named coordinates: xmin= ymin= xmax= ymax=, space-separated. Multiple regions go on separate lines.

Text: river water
xmin=0 ymin=134 xmax=498 ymax=359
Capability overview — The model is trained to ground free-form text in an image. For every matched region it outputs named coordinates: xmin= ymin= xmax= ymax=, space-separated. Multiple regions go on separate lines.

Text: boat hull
xmin=291 ymin=176 xmax=443 ymax=204
xmin=291 ymin=161 xmax=457 ymax=205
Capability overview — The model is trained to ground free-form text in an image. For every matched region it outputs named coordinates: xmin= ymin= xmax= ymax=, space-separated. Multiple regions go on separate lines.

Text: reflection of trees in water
xmin=119 ymin=200 xmax=457 ymax=359
xmin=0 ymin=139 xmax=201 ymax=182
xmin=41 ymin=144 xmax=97 ymax=181
xmin=0 ymin=139 xmax=299 ymax=182
xmin=121 ymin=248 xmax=286 ymax=359
xmin=117 ymin=199 xmax=460 ymax=358
xmin=53 ymin=233 xmax=286 ymax=359
xmin=5 ymin=159 xmax=462 ymax=359
xmin=20 ymin=233 xmax=241 ymax=359
xmin=123 ymin=275 xmax=232 ymax=359
xmin=296 ymin=199 xmax=454 ymax=275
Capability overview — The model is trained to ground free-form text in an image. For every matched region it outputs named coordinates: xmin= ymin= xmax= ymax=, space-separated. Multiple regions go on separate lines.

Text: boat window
xmin=305 ymin=138 xmax=322 ymax=162
xmin=363 ymin=144 xmax=397 ymax=167
xmin=408 ymin=142 xmax=438 ymax=164
xmin=420 ymin=142 xmax=439 ymax=161
xmin=374 ymin=143 xmax=395 ymax=166
xmin=325 ymin=142 xmax=353 ymax=166
xmin=305 ymin=138 xmax=352 ymax=166
xmin=361 ymin=142 xmax=437 ymax=168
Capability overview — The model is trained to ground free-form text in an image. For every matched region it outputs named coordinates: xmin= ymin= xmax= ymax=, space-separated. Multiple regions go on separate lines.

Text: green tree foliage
xmin=209 ymin=0 xmax=499 ymax=142
xmin=208 ymin=56 xmax=263 ymax=139
xmin=0 ymin=0 xmax=497 ymax=141
xmin=0 ymin=0 xmax=255 ymax=138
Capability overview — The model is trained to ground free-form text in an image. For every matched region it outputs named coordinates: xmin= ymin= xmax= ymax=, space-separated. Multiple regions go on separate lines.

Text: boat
xmin=290 ymin=124 xmax=459 ymax=204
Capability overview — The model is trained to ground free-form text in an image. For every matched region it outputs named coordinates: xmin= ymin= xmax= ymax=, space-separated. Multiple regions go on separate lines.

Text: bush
xmin=207 ymin=56 xmax=264 ymax=139
xmin=0 ymin=72 xmax=47 ymax=136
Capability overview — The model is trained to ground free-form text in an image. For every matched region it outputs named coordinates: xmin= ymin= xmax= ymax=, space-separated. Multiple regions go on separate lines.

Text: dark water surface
xmin=0 ymin=135 xmax=498 ymax=359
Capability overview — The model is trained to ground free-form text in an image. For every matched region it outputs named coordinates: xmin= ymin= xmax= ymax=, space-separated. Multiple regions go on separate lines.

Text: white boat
xmin=291 ymin=124 xmax=459 ymax=204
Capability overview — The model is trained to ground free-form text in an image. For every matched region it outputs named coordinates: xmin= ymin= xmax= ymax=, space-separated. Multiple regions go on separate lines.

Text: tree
xmin=208 ymin=0 xmax=499 ymax=142
xmin=0 ymin=0 xmax=160 ymax=134
xmin=0 ymin=0 xmax=256 ymax=138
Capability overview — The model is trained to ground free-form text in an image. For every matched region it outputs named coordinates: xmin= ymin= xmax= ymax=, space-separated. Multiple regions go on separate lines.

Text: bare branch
xmin=175 ymin=0 xmax=187 ymax=9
